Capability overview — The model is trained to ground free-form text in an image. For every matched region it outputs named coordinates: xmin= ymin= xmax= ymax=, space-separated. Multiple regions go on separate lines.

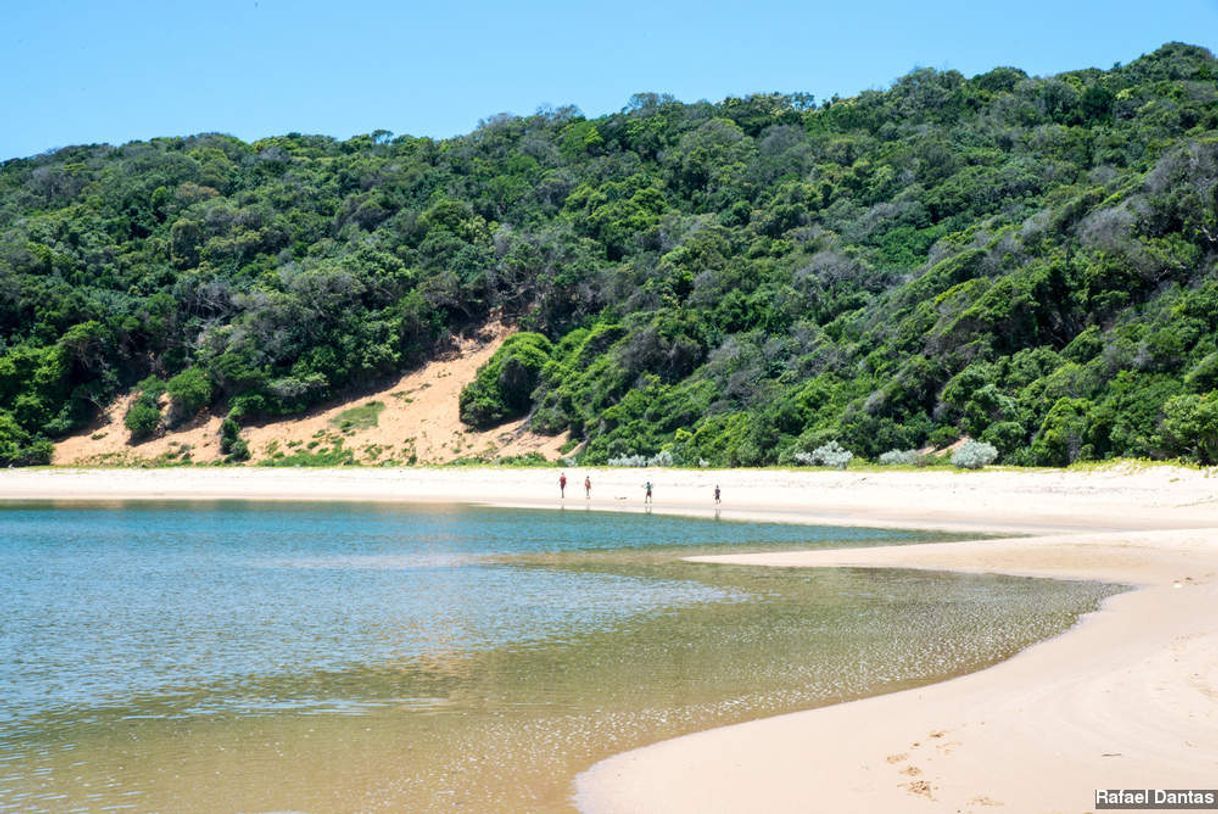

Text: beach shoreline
xmin=3 ymin=465 xmax=1217 ymax=812
xmin=2 ymin=463 xmax=1215 ymax=534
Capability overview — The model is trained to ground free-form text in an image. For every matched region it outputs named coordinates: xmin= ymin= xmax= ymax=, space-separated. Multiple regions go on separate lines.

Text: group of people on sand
xmin=558 ymin=472 xmax=593 ymax=500
xmin=558 ymin=472 xmax=722 ymax=506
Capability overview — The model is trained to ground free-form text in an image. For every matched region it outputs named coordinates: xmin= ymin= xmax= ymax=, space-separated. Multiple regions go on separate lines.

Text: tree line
xmin=1 ymin=42 xmax=1216 ymax=466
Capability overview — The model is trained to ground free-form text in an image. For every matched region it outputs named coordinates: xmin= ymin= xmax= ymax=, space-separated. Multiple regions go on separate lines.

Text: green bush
xmin=1030 ymin=398 xmax=1093 ymax=466
xmin=124 ymin=400 xmax=161 ymax=441
xmin=459 ymin=333 xmax=553 ymax=429
xmin=225 ymin=438 xmax=251 ymax=463
xmin=219 ymin=416 xmax=251 ymax=462
xmin=258 ymin=442 xmax=356 ymax=466
xmin=0 ymin=412 xmax=53 ymax=466
xmin=165 ymin=368 xmax=213 ymax=426
xmin=123 ymin=378 xmax=165 ymax=441
xmin=1161 ymin=392 xmax=1218 ymax=464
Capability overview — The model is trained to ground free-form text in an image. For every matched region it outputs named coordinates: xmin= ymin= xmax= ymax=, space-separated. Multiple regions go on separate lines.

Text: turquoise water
xmin=0 ymin=502 xmax=1118 ymax=813
xmin=0 ymin=502 xmax=898 ymax=726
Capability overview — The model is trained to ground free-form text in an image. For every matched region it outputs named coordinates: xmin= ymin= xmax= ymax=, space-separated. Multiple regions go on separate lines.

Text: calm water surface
xmin=0 ymin=502 xmax=1120 ymax=812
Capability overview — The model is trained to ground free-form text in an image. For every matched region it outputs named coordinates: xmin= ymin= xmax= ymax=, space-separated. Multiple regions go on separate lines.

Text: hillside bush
xmin=219 ymin=416 xmax=250 ymax=462
xmin=165 ymin=368 xmax=213 ymax=427
xmin=0 ymin=412 xmax=52 ymax=466
xmin=123 ymin=377 xmax=165 ymax=441
xmin=459 ymin=333 xmax=553 ymax=429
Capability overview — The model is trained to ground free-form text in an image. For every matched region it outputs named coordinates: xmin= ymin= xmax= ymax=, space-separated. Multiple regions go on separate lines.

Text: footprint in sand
xmin=900 ymin=765 xmax=922 ymax=777
xmin=885 ymin=753 xmax=908 ymax=764
xmin=969 ymin=795 xmax=1003 ymax=807
xmin=901 ymin=780 xmax=935 ymax=800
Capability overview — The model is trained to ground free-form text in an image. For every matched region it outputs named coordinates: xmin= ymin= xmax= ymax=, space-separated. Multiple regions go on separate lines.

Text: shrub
xmin=124 ymin=400 xmax=161 ymax=441
xmin=123 ymin=377 xmax=165 ymax=441
xmin=607 ymin=449 xmax=675 ymax=467
xmin=258 ymin=441 xmax=354 ymax=466
xmin=459 ymin=333 xmax=554 ymax=429
xmin=951 ymin=440 xmax=999 ymax=469
xmin=124 ymin=401 xmax=163 ymax=445
xmin=878 ymin=449 xmax=920 ymax=465
xmin=219 ymin=416 xmax=251 ymax=462
xmin=1030 ymin=397 xmax=1093 ymax=466
xmin=650 ymin=449 xmax=675 ymax=467
xmin=225 ymin=438 xmax=251 ymax=463
xmin=0 ymin=412 xmax=52 ymax=466
xmin=493 ymin=452 xmax=551 ymax=467
xmin=1161 ymin=392 xmax=1218 ymax=464
xmin=793 ymin=440 xmax=853 ymax=469
xmin=1184 ymin=353 xmax=1218 ymax=393
xmin=165 ymin=368 xmax=213 ymax=427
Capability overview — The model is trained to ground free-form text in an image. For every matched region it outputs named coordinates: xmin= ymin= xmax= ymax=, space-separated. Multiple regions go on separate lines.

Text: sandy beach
xmin=3 ymin=464 xmax=1217 ymax=812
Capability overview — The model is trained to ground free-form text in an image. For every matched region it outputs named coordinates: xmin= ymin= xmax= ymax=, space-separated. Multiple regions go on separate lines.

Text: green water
xmin=0 ymin=502 xmax=1120 ymax=812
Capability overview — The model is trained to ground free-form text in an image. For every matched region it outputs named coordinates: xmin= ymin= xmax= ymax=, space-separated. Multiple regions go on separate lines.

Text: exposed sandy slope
xmin=2 ymin=465 xmax=1216 ymax=813
xmin=52 ymin=323 xmax=569 ymax=467
xmin=52 ymin=391 xmax=228 ymax=464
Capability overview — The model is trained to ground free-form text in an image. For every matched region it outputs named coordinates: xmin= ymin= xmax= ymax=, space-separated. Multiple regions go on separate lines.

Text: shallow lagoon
xmin=0 ymin=502 xmax=1119 ymax=812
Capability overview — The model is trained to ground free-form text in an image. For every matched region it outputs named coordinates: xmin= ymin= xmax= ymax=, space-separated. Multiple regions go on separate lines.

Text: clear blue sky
xmin=4 ymin=0 xmax=1217 ymax=161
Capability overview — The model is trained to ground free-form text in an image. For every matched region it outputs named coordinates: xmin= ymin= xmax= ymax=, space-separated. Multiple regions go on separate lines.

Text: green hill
xmin=2 ymin=42 xmax=1217 ymax=467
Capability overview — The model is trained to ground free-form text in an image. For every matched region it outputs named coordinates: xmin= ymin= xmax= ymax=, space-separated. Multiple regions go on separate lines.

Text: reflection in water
xmin=0 ymin=502 xmax=1120 ymax=812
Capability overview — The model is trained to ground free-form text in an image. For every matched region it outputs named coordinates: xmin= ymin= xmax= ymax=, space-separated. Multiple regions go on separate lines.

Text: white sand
xmin=572 ymin=471 xmax=1218 ymax=814
xmin=2 ymin=464 xmax=1216 ymax=812
xmin=3 ymin=463 xmax=1215 ymax=533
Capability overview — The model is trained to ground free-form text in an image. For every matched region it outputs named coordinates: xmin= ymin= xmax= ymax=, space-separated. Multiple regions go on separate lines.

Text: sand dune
xmin=52 ymin=323 xmax=569 ymax=467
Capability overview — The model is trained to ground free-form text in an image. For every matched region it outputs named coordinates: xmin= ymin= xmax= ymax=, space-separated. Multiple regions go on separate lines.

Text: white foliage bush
xmin=878 ymin=449 xmax=919 ymax=465
xmin=793 ymin=440 xmax=853 ymax=469
xmin=607 ymin=454 xmax=647 ymax=467
xmin=951 ymin=440 xmax=999 ymax=469
xmin=607 ymin=450 xmax=675 ymax=467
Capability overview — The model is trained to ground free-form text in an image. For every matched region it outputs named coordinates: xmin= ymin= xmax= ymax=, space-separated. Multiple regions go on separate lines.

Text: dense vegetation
xmin=2 ymin=43 xmax=1217 ymax=466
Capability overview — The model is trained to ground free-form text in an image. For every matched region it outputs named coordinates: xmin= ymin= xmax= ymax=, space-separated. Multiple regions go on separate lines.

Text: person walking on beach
xmin=584 ymin=475 xmax=592 ymax=499
xmin=714 ymin=484 xmax=721 ymax=505
xmin=559 ymin=472 xmax=568 ymax=499
xmin=643 ymin=481 xmax=653 ymax=504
